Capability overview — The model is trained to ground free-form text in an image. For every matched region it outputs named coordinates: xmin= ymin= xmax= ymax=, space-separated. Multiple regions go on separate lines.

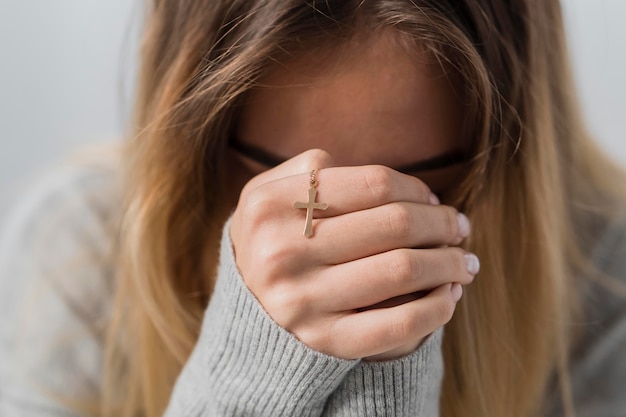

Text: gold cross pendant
xmin=294 ymin=172 xmax=328 ymax=238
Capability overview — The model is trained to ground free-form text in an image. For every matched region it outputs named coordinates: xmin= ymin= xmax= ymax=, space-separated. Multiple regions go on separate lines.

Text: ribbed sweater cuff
xmin=167 ymin=217 xmax=445 ymax=416
xmin=325 ymin=328 xmax=444 ymax=416
xmin=166 ymin=217 xmax=358 ymax=417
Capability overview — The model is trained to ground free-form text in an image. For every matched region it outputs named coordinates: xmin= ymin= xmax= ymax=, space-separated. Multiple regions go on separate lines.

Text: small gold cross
xmin=293 ymin=170 xmax=328 ymax=238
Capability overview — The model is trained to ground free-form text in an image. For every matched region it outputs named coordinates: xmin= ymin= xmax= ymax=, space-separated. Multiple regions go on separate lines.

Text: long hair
xmin=102 ymin=1 xmax=626 ymax=416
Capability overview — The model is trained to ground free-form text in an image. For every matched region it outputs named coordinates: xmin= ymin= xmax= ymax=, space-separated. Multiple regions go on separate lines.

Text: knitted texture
xmin=164 ymin=218 xmax=444 ymax=416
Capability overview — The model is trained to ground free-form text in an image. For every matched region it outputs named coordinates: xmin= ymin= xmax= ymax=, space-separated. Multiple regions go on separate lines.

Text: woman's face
xmin=225 ymin=31 xmax=468 ymax=208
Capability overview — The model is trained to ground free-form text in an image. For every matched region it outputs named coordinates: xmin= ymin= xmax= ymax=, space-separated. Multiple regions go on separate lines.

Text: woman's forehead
xmin=236 ymin=31 xmax=467 ymax=169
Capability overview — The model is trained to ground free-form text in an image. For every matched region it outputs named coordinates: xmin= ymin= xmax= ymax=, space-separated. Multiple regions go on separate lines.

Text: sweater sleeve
xmin=165 ymin=217 xmax=445 ymax=417
xmin=323 ymin=329 xmax=443 ymax=416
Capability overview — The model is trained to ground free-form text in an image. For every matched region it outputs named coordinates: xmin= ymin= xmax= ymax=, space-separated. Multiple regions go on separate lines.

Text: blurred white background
xmin=0 ymin=0 xmax=625 ymax=225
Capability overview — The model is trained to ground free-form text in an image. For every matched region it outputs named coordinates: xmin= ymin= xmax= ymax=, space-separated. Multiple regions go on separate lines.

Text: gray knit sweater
xmin=1 ymin=162 xmax=625 ymax=416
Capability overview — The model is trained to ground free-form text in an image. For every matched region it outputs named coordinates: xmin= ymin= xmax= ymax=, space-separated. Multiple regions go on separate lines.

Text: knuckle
xmin=441 ymin=206 xmax=460 ymax=240
xmin=364 ymin=165 xmax=394 ymax=202
xmin=388 ymin=250 xmax=418 ymax=285
xmin=383 ymin=203 xmax=413 ymax=237
xmin=264 ymin=283 xmax=312 ymax=328
xmin=255 ymin=240 xmax=298 ymax=280
xmin=242 ymin=187 xmax=276 ymax=225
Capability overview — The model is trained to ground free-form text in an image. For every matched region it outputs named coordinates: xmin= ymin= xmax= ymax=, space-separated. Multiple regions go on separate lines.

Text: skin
xmin=226 ymin=31 xmax=479 ymax=361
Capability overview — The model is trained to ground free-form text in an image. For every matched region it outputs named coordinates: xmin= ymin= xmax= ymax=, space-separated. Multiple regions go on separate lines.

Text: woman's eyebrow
xmin=229 ymin=135 xmax=470 ymax=173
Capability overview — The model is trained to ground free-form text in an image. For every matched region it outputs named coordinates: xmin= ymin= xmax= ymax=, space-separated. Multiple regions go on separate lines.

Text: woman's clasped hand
xmin=230 ymin=149 xmax=480 ymax=362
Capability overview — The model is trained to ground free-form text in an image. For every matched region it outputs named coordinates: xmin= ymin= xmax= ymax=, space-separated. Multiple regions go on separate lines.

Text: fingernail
xmin=457 ymin=213 xmax=471 ymax=238
xmin=429 ymin=193 xmax=440 ymax=205
xmin=451 ymin=283 xmax=463 ymax=302
xmin=464 ymin=253 xmax=481 ymax=275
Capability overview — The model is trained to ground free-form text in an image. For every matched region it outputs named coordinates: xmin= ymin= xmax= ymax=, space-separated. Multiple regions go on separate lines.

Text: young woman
xmin=1 ymin=1 xmax=625 ymax=416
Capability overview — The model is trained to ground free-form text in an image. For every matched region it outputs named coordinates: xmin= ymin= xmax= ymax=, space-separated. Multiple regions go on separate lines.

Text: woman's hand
xmin=229 ymin=149 xmax=478 ymax=361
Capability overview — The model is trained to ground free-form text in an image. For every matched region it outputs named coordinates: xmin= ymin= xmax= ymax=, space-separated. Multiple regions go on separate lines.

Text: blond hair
xmin=98 ymin=1 xmax=626 ymax=416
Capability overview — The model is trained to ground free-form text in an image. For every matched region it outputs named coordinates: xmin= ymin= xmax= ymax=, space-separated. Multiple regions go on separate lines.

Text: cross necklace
xmin=293 ymin=169 xmax=328 ymax=238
